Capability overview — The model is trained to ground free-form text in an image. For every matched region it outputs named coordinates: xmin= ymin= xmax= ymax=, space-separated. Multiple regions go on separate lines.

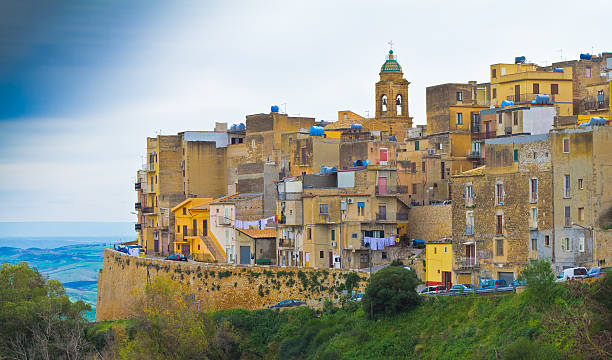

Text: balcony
xmin=135 ymin=223 xmax=142 ymax=231
xmin=142 ymin=163 xmax=155 ymax=172
xmin=459 ymin=257 xmax=477 ymax=268
xmin=465 ymin=225 xmax=474 ymax=235
xmin=582 ymin=98 xmax=609 ymax=111
xmin=135 ymin=202 xmax=142 ymax=210
xmin=397 ymin=212 xmax=409 ymax=221
xmin=466 ymin=150 xmax=482 ymax=159
xmin=278 ymin=192 xmax=302 ymax=201
xmin=278 ymin=239 xmax=295 ymax=248
xmin=471 ymin=131 xmax=496 ymax=141
xmin=142 ymin=206 xmax=154 ymax=214
xmin=506 ymin=93 xmax=556 ymax=104
xmin=143 ymin=184 xmax=155 ymax=194
xmin=375 ymin=212 xmax=387 ymax=221
xmin=218 ymin=215 xmax=231 ymax=225
xmin=375 ymin=185 xmax=409 ymax=195
xmin=135 ymin=182 xmax=142 ymax=191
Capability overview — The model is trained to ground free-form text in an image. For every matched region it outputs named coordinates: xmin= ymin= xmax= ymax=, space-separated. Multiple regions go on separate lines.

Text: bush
xmin=362 ymin=266 xmax=420 ymax=319
xmin=518 ymin=259 xmax=562 ymax=308
xmin=389 ymin=259 xmax=404 ymax=267
xmin=502 ymin=337 xmax=561 ymax=360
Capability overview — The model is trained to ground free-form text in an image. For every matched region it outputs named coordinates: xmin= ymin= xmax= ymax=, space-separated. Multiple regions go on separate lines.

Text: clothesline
xmin=234 ymin=216 xmax=275 ymax=230
xmin=363 ymin=236 xmax=396 ymax=251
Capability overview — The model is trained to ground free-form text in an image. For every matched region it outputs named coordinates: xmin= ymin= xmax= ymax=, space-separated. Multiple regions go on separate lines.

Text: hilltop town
xmin=132 ymin=49 xmax=612 ymax=290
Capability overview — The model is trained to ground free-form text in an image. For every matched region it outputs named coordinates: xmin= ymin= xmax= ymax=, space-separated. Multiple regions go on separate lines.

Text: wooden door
xmin=182 ymin=244 xmax=190 ymax=256
xmin=378 ymin=177 xmax=387 ymax=194
xmin=442 ymin=271 xmax=452 ymax=289
xmin=329 ymin=251 xmax=333 ymax=268
xmin=514 ymin=85 xmax=520 ymax=102
xmin=359 ymin=253 xmax=369 ymax=269
xmin=193 ymin=219 xmax=197 ymax=236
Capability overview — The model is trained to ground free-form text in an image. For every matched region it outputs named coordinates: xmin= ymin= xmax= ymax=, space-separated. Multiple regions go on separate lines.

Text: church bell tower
xmin=375 ymin=48 xmax=412 ymax=135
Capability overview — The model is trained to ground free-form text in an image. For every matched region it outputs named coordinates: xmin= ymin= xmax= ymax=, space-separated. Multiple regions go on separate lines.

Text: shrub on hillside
xmin=389 ymin=259 xmax=404 ymax=267
xmin=502 ymin=337 xmax=561 ymax=360
xmin=517 ymin=258 xmax=562 ymax=308
xmin=362 ymin=265 xmax=420 ymax=319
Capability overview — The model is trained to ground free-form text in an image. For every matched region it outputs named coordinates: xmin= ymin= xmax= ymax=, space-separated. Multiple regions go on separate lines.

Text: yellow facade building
xmin=425 ymin=242 xmax=453 ymax=288
xmin=171 ymin=197 xmax=227 ymax=262
xmin=490 ymin=63 xmax=573 ymax=115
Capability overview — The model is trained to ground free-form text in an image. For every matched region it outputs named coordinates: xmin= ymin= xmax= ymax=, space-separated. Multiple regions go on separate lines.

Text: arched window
xmin=381 ymin=95 xmax=387 ymax=112
xmin=396 ymin=95 xmax=402 ymax=115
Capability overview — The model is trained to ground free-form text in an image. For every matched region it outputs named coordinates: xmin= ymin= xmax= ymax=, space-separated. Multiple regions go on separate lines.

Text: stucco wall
xmin=96 ymin=249 xmax=369 ymax=321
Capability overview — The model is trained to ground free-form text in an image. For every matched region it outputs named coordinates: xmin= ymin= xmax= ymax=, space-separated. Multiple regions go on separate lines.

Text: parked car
xmin=419 ymin=285 xmax=446 ymax=295
xmin=511 ymin=278 xmax=526 ymax=287
xmin=165 ymin=254 xmax=188 ymax=262
xmin=449 ymin=284 xmax=473 ymax=293
xmin=480 ymin=279 xmax=508 ymax=289
xmin=587 ymin=266 xmax=611 ymax=277
xmin=555 ymin=267 xmax=588 ymax=282
xmin=412 ymin=239 xmax=425 ymax=249
xmin=268 ymin=299 xmax=306 ymax=309
xmin=402 ymin=266 xmax=412 ymax=271
xmin=349 ymin=293 xmax=364 ymax=302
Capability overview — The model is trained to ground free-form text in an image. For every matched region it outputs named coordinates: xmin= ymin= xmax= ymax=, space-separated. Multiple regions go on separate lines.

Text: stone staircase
xmin=200 ymin=236 xmax=226 ymax=263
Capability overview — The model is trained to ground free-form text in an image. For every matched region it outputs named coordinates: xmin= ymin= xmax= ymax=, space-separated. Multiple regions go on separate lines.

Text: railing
xmin=506 ymin=93 xmax=556 ymax=104
xmin=470 ymin=125 xmax=481 ymax=133
xmin=135 ymin=182 xmax=142 ymax=190
xmin=460 ymin=257 xmax=477 ymax=267
xmin=142 ymin=163 xmax=155 ymax=172
xmin=143 ymin=184 xmax=155 ymax=194
xmin=135 ymin=223 xmax=142 ymax=231
xmin=465 ymin=225 xmax=474 ymax=235
xmin=376 ymin=212 xmax=387 ymax=221
xmin=278 ymin=192 xmax=302 ymax=201
xmin=278 ymin=239 xmax=295 ymax=248
xmin=218 ymin=215 xmax=231 ymax=225
xmin=466 ymin=150 xmax=482 ymax=158
xmin=582 ymin=98 xmax=609 ymax=111
xmin=142 ymin=206 xmax=154 ymax=214
xmin=530 ymin=194 xmax=538 ymax=203
xmin=397 ymin=212 xmax=409 ymax=221
xmin=135 ymin=202 xmax=142 ymax=210
xmin=375 ymin=185 xmax=409 ymax=195
xmin=471 ymin=131 xmax=497 ymax=141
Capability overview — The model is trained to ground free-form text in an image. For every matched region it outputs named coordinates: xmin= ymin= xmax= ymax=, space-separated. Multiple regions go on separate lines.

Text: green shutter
xmin=513 ymin=149 xmax=518 ymax=162
xmin=415 ymin=141 xmax=420 ymax=150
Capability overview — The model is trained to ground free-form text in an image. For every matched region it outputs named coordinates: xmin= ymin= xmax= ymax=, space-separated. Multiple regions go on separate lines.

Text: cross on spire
xmin=388 ymin=40 xmax=394 ymax=51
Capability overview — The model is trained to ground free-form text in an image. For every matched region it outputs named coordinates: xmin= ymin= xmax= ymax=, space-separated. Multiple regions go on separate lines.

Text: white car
xmin=555 ymin=267 xmax=588 ymax=282
xmin=419 ymin=285 xmax=446 ymax=295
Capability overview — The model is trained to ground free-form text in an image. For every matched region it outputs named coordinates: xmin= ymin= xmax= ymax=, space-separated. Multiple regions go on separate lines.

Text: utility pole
xmin=369 ymin=246 xmax=373 ymax=320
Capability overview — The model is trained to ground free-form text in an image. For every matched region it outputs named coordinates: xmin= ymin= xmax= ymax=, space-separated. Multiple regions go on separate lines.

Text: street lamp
xmin=571 ymin=222 xmax=595 ymax=265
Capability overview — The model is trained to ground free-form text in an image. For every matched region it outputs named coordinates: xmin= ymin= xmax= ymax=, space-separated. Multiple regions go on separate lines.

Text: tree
xmin=517 ymin=258 xmax=561 ymax=308
xmin=0 ymin=262 xmax=92 ymax=360
xmin=362 ymin=266 xmax=420 ymax=319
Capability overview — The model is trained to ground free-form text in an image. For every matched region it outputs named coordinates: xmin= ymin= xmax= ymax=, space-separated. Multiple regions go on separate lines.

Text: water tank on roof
xmin=580 ymin=53 xmax=592 ymax=60
xmin=309 ymin=126 xmax=324 ymax=136
xmin=353 ymin=160 xmax=367 ymax=167
xmin=230 ymin=124 xmax=238 ymax=132
xmin=553 ymin=67 xmax=564 ymax=73
xmin=389 ymin=135 xmax=397 ymax=141
xmin=501 ymin=100 xmax=514 ymax=108
xmin=534 ymin=94 xmax=550 ymax=105
xmin=320 ymin=166 xmax=337 ymax=175
xmin=514 ymin=56 xmax=526 ymax=64
xmin=590 ymin=117 xmax=607 ymax=126
xmin=238 ymin=123 xmax=246 ymax=131
xmin=271 ymin=105 xmax=279 ymax=113
xmin=350 ymin=123 xmax=362 ymax=130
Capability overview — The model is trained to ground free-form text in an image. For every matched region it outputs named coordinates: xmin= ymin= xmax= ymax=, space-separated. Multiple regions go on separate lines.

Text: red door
xmin=379 ymin=148 xmax=388 ymax=163
xmin=378 ymin=177 xmax=387 ymax=194
xmin=442 ymin=271 xmax=452 ymax=289
xmin=329 ymin=251 xmax=333 ymax=268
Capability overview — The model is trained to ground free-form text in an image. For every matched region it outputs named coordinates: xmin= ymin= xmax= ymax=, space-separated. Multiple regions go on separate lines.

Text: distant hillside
xmin=0 ymin=222 xmax=134 ymax=237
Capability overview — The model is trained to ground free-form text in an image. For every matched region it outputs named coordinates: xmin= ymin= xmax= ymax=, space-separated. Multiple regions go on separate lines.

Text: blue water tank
xmin=271 ymin=105 xmax=279 ymax=113
xmin=553 ymin=67 xmax=564 ymax=73
xmin=580 ymin=53 xmax=592 ymax=60
xmin=535 ymin=94 xmax=550 ymax=105
xmin=590 ymin=117 xmax=607 ymax=126
xmin=320 ymin=166 xmax=337 ymax=175
xmin=350 ymin=123 xmax=363 ymax=130
xmin=238 ymin=123 xmax=246 ymax=131
xmin=310 ymin=126 xmax=324 ymax=136
xmin=353 ymin=160 xmax=367 ymax=167
xmin=515 ymin=56 xmax=526 ymax=64
xmin=230 ymin=124 xmax=238 ymax=132
xmin=389 ymin=135 xmax=397 ymax=141
xmin=501 ymin=100 xmax=514 ymax=108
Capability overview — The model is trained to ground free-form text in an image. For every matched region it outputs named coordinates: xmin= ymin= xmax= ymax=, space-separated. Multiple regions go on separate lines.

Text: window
xmin=203 ymin=220 xmax=207 ymax=236
xmin=496 ymin=182 xmax=504 ymax=205
xmin=530 ymin=208 xmax=538 ymax=228
xmin=378 ymin=205 xmax=386 ymax=220
xmin=456 ymin=112 xmax=463 ymax=125
xmin=465 ymin=211 xmax=474 ymax=235
xmin=492 ymin=88 xmax=497 ymax=99
xmin=411 ymin=162 xmax=416 ymax=173
xmin=357 ymin=202 xmax=365 ymax=216
xmin=531 ymin=238 xmax=537 ymax=251
xmin=564 ymin=175 xmax=571 ymax=197
xmin=320 ymin=251 xmax=324 ymax=258
xmin=198 ymin=244 xmax=200 ymax=250
xmin=422 ymin=161 xmax=426 ymax=173
xmin=396 ymin=95 xmax=402 ymax=115
xmin=501 ymin=67 xmax=506 ymax=76
xmin=578 ymin=178 xmax=583 ymax=189
xmin=563 ymin=238 xmax=571 ymax=252
xmin=586 ymin=66 xmax=591 ymax=78
xmin=351 ymin=233 xmax=358 ymax=239
xmin=331 ymin=229 xmax=335 ymax=241
xmin=513 ymin=112 xmax=518 ymax=126
xmin=492 ymin=68 xmax=497 ymax=78
xmin=551 ymin=83 xmax=559 ymax=95
xmin=320 ymin=204 xmax=328 ymax=213
xmin=177 ymin=226 xmax=180 ymax=233
xmin=513 ymin=149 xmax=518 ymax=162
xmin=381 ymin=95 xmax=388 ymax=112
xmin=412 ymin=183 xmax=418 ymax=195
xmin=456 ymin=91 xmax=463 ymax=101
xmin=183 ymin=208 xmax=186 ymax=215
xmin=466 ymin=184 xmax=473 ymax=204
xmin=441 ymin=162 xmax=445 ymax=180
xmin=498 ymin=113 xmax=502 ymax=124
xmin=496 ymin=214 xmax=503 ymax=234
xmin=530 ymin=178 xmax=538 ymax=202
xmin=308 ymin=228 xmax=312 ymax=239
xmin=564 ymin=206 xmax=571 ymax=227
xmin=496 ymin=238 xmax=504 ymax=256
xmin=563 ymin=138 xmax=570 ymax=153
xmin=415 ymin=140 xmax=420 ymax=150
xmin=533 ymin=83 xmax=539 ymax=94
xmin=578 ymin=207 xmax=585 ymax=221
xmin=579 ymin=237 xmax=585 ymax=252
xmin=545 ymin=235 xmax=550 ymax=247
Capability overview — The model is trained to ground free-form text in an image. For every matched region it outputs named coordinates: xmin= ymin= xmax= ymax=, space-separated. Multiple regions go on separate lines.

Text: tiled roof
xmin=237 ymin=228 xmax=276 ymax=239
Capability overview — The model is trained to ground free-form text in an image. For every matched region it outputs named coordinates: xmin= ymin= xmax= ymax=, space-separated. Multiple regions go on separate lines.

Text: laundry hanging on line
xmin=363 ymin=236 xmax=396 ymax=251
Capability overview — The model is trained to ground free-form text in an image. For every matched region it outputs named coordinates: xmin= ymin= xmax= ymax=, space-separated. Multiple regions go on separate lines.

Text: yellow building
xmin=425 ymin=242 xmax=453 ymax=288
xmin=490 ymin=63 xmax=573 ymax=115
xmin=171 ymin=197 xmax=226 ymax=262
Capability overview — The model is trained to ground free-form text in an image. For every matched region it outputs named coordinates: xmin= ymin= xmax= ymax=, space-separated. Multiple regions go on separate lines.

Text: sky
xmin=0 ymin=0 xmax=610 ymax=222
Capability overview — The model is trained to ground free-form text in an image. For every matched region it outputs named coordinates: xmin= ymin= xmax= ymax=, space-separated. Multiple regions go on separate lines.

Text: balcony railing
xmin=218 ymin=215 xmax=231 ymax=225
xmin=143 ymin=184 xmax=155 ymax=194
xmin=278 ymin=192 xmax=302 ymax=201
xmin=465 ymin=225 xmax=474 ymax=235
xmin=375 ymin=185 xmax=409 ymax=195
xmin=135 ymin=182 xmax=142 ymax=191
xmin=142 ymin=206 xmax=154 ymax=214
xmin=471 ymin=131 xmax=497 ymax=141
xmin=135 ymin=223 xmax=142 ymax=231
xmin=582 ymin=98 xmax=609 ymax=111
xmin=142 ymin=163 xmax=155 ymax=172
xmin=376 ymin=212 xmax=387 ymax=221
xmin=460 ymin=257 xmax=477 ymax=267
xmin=466 ymin=150 xmax=482 ymax=159
xmin=135 ymin=202 xmax=142 ymax=210
xmin=278 ymin=239 xmax=295 ymax=248
xmin=397 ymin=212 xmax=409 ymax=221
xmin=506 ymin=93 xmax=556 ymax=104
